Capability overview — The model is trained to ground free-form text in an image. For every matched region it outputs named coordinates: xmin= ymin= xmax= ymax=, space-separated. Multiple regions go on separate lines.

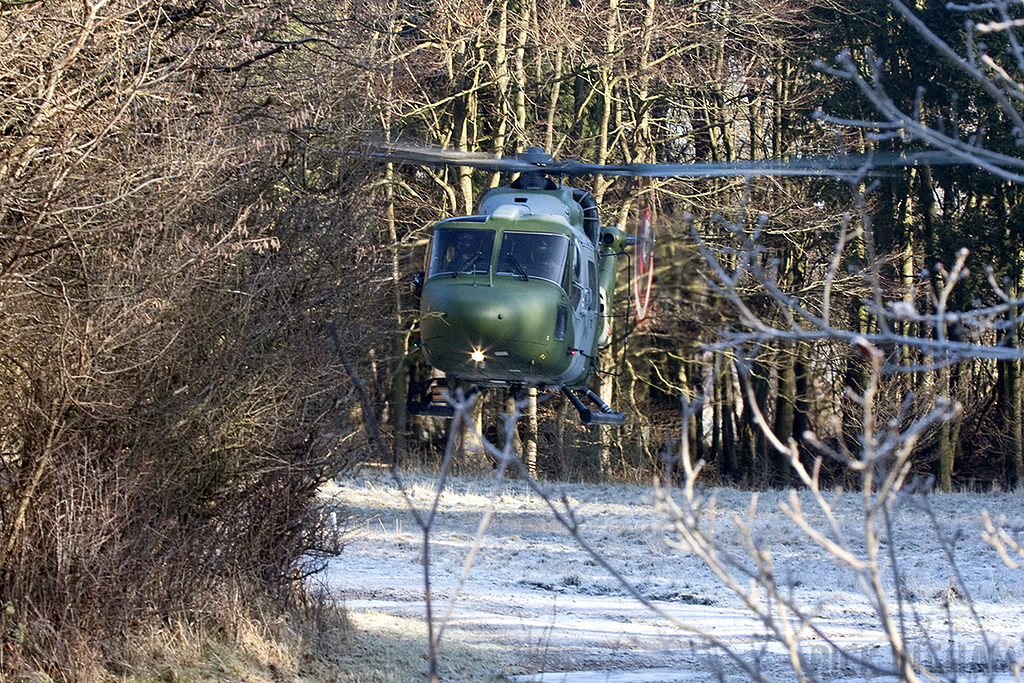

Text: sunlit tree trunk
xmin=387 ymin=160 xmax=408 ymax=463
xmin=512 ymin=0 xmax=529 ymax=149
xmin=722 ymin=361 xmax=738 ymax=480
xmin=455 ymin=36 xmax=481 ymax=213
xmin=503 ymin=392 xmax=525 ymax=470
xmin=381 ymin=13 xmax=408 ymax=463
xmin=544 ymin=43 xmax=564 ymax=151
xmin=712 ymin=361 xmax=722 ymax=470
xmin=490 ymin=0 xmax=511 ymax=178
xmin=456 ymin=387 xmax=486 ymax=473
xmin=592 ymin=0 xmax=619 ymax=204
xmin=524 ymin=388 xmax=538 ymax=477
xmin=937 ymin=364 xmax=954 ymax=492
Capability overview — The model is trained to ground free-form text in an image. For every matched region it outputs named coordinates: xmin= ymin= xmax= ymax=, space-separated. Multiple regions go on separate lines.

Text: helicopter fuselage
xmin=418 ymin=182 xmax=628 ymax=392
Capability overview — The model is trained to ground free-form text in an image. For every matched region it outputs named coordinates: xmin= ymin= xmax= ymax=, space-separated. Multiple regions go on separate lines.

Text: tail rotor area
xmin=633 ymin=203 xmax=655 ymax=323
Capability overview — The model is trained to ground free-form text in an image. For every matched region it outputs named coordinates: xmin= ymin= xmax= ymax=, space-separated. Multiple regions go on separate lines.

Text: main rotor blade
xmin=567 ymin=150 xmax=964 ymax=178
xmin=370 ymin=145 xmax=540 ymax=174
xmin=370 ymin=145 xmax=962 ymax=179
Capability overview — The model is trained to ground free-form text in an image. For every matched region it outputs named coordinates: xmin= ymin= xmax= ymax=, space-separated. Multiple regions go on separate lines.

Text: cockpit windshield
xmin=428 ymin=227 xmax=495 ymax=278
xmin=495 ymin=232 xmax=569 ymax=285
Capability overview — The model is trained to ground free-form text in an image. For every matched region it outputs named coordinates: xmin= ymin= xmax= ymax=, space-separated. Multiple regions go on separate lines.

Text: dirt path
xmin=322 ymin=475 xmax=1024 ymax=682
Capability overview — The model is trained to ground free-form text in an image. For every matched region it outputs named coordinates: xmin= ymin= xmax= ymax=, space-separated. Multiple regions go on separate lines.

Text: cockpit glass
xmin=495 ymin=232 xmax=569 ymax=285
xmin=428 ymin=227 xmax=495 ymax=278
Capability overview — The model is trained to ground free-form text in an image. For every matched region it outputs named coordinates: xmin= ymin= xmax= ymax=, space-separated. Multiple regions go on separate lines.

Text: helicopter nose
xmin=420 ymin=283 xmax=566 ymax=375
xmin=429 ymin=297 xmax=517 ymax=346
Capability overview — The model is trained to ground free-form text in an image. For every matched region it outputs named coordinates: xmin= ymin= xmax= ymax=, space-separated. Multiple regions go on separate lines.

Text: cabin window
xmin=428 ymin=227 xmax=495 ymax=278
xmin=495 ymin=232 xmax=569 ymax=285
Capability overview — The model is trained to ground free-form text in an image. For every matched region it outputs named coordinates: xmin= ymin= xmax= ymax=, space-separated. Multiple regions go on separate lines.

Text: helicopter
xmin=373 ymin=144 xmax=960 ymax=426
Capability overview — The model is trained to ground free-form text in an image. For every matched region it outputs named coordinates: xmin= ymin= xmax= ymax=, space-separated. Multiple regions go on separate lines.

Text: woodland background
xmin=2 ymin=0 xmax=1023 ymax=677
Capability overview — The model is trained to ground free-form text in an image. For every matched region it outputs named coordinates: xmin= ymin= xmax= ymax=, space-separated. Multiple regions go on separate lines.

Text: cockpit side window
xmin=495 ymin=232 xmax=570 ymax=285
xmin=428 ymin=227 xmax=495 ymax=278
xmin=561 ymin=247 xmax=573 ymax=294
xmin=570 ymin=242 xmax=583 ymax=309
xmin=587 ymin=259 xmax=599 ymax=311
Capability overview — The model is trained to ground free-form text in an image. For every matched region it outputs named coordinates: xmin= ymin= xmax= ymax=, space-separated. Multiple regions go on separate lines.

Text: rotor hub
xmin=517 ymin=147 xmax=555 ymax=165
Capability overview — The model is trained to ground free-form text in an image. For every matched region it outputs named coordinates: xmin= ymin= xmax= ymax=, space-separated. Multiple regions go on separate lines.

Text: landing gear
xmin=406 ymin=376 xmax=455 ymax=418
xmin=408 ymin=373 xmax=623 ymax=426
xmin=560 ymin=386 xmax=626 ymax=426
xmin=407 ymin=375 xmax=483 ymax=418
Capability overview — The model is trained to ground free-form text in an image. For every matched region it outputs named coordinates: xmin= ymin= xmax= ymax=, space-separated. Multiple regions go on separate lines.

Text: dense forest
xmin=2 ymin=0 xmax=1024 ymax=677
xmin=369 ymin=0 xmax=1024 ymax=490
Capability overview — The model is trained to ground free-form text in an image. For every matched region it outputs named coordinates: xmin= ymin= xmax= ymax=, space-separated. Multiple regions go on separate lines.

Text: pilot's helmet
xmin=534 ymin=240 xmax=558 ymax=267
xmin=453 ymin=232 xmax=479 ymax=254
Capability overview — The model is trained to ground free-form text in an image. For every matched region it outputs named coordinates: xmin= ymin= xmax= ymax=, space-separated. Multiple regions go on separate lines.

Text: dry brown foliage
xmin=0 ymin=0 xmax=391 ymax=677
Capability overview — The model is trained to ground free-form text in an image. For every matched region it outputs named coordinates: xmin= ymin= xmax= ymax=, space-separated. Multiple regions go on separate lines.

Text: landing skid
xmin=560 ymin=386 xmax=626 ymax=426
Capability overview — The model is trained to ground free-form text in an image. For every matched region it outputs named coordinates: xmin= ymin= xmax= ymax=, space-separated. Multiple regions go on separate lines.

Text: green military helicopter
xmin=376 ymin=145 xmax=957 ymax=426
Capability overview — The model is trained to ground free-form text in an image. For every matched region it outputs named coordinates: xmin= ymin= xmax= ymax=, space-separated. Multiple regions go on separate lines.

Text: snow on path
xmin=322 ymin=475 xmax=1024 ymax=681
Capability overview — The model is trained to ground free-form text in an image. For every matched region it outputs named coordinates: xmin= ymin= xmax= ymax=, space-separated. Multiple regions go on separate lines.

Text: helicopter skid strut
xmin=560 ymin=386 xmax=626 ymax=426
xmin=409 ymin=376 xmax=624 ymax=426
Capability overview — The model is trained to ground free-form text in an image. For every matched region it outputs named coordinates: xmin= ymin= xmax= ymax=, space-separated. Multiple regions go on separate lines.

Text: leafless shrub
xmin=0 ymin=0 xmax=390 ymax=677
xmin=633 ymin=120 xmax=1024 ymax=672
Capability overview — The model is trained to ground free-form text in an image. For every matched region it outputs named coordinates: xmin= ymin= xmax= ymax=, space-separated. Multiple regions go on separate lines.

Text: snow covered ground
xmin=321 ymin=473 xmax=1024 ymax=682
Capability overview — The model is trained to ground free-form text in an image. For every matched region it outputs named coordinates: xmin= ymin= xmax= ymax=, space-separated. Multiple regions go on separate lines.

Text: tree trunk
xmin=456 ymin=389 xmax=487 ymax=474
xmin=383 ymin=30 xmax=409 ymax=462
xmin=937 ymin=364 xmax=954 ymax=492
xmin=1013 ymin=355 xmax=1024 ymax=485
xmin=512 ymin=0 xmax=529 ymax=149
xmin=592 ymin=0 xmax=619 ymax=204
xmin=999 ymin=270 xmax=1024 ymax=485
xmin=544 ymin=44 xmax=564 ymax=151
xmin=455 ymin=36 xmax=482 ymax=213
xmin=772 ymin=348 xmax=796 ymax=485
xmin=490 ymin=0 xmax=511 ymax=176
xmin=712 ymin=363 xmax=723 ymax=472
xmin=793 ymin=341 xmax=812 ymax=472
xmin=722 ymin=360 xmax=738 ymax=480
xmin=524 ymin=388 xmax=538 ymax=477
